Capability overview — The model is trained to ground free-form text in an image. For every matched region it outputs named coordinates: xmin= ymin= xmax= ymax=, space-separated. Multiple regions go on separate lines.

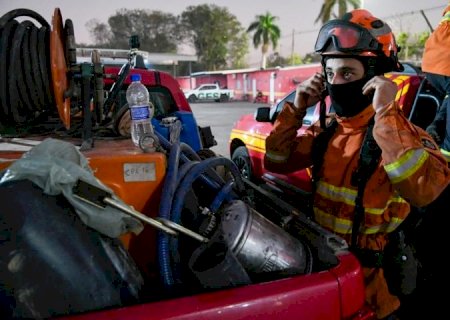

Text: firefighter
xmin=422 ymin=3 xmax=450 ymax=164
xmin=264 ymin=9 xmax=450 ymax=319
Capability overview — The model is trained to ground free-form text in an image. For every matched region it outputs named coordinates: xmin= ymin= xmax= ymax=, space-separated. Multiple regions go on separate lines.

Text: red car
xmin=229 ymin=66 xmax=441 ymax=196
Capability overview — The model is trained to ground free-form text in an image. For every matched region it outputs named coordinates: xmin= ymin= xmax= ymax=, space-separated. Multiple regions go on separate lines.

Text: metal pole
xmin=420 ymin=10 xmax=434 ymax=32
xmin=291 ymin=29 xmax=295 ymax=65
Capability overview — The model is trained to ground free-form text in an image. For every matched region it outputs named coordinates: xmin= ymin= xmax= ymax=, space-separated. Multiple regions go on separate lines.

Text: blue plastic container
xmin=152 ymin=111 xmax=202 ymax=151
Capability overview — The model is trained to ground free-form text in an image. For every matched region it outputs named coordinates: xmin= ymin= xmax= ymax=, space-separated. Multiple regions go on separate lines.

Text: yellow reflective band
xmin=230 ymin=129 xmax=266 ymax=141
xmin=441 ymin=11 xmax=450 ymax=23
xmin=384 ymin=149 xmax=429 ymax=184
xmin=316 ymin=181 xmax=407 ymax=215
xmin=360 ymin=217 xmax=403 ymax=234
xmin=316 ymin=181 xmax=357 ymax=206
xmin=314 ymin=208 xmax=353 ymax=234
xmin=314 ymin=207 xmax=404 ymax=235
xmin=364 ymin=194 xmax=408 ymax=215
xmin=441 ymin=148 xmax=450 ymax=162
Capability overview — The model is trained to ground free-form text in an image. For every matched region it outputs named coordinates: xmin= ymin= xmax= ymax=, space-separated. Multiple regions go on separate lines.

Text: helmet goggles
xmin=314 ymin=20 xmax=381 ymax=54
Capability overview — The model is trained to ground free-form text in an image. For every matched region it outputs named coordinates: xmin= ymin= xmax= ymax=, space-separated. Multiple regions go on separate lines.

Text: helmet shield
xmin=315 ymin=20 xmax=381 ymax=54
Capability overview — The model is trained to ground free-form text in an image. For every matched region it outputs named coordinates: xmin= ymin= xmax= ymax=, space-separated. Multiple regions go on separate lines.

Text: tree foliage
xmin=315 ymin=0 xmax=361 ymax=24
xmin=396 ymin=31 xmax=430 ymax=61
xmin=229 ymin=31 xmax=250 ymax=69
xmin=86 ymin=9 xmax=180 ymax=52
xmin=180 ymin=4 xmax=247 ymax=71
xmin=247 ymin=12 xmax=281 ymax=69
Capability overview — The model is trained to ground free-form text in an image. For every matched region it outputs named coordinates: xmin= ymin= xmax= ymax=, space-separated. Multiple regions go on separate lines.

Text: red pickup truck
xmin=0 ymin=7 xmax=381 ymax=320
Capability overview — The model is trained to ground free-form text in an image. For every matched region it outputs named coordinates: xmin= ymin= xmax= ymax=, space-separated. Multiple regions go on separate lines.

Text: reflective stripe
xmin=441 ymin=148 xmax=450 ymax=162
xmin=360 ymin=218 xmax=402 ymax=234
xmin=314 ymin=208 xmax=352 ymax=234
xmin=315 ymin=181 xmax=408 ymax=234
xmin=316 ymin=181 xmax=407 ymax=215
xmin=265 ymin=151 xmax=289 ymax=163
xmin=384 ymin=149 xmax=429 ymax=184
xmin=441 ymin=11 xmax=450 ymax=23
xmin=314 ymin=207 xmax=403 ymax=235
xmin=316 ymin=181 xmax=356 ymax=206
xmin=365 ymin=195 xmax=408 ymax=215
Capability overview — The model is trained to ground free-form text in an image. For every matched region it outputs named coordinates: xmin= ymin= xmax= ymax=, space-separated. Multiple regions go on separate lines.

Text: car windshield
xmin=270 ymin=90 xmax=318 ymax=126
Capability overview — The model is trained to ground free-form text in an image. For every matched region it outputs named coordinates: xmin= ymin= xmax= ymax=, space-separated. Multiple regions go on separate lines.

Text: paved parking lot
xmin=189 ymin=101 xmax=267 ymax=157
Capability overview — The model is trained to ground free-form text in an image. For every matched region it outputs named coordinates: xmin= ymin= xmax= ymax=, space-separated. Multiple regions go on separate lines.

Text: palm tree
xmin=315 ymin=0 xmax=361 ymax=24
xmin=247 ymin=12 xmax=281 ymax=69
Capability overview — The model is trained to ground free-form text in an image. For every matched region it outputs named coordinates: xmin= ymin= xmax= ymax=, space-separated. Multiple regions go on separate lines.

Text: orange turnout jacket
xmin=264 ymin=101 xmax=450 ymax=318
xmin=422 ymin=4 xmax=450 ymax=76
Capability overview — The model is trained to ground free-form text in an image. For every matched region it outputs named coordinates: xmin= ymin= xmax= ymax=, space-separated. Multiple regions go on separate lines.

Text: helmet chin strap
xmin=366 ymin=57 xmax=377 ymax=78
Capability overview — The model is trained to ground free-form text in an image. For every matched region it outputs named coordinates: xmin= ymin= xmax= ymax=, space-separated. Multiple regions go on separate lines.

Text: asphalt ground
xmin=189 ymin=101 xmax=269 ymax=157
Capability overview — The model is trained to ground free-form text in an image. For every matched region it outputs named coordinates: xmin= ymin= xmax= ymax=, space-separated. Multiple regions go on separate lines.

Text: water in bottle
xmin=126 ymin=73 xmax=154 ymax=147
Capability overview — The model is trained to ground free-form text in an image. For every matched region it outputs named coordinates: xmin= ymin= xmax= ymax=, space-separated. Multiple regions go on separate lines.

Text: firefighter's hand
xmin=426 ymin=124 xmax=442 ymax=144
xmin=294 ymin=73 xmax=325 ymax=112
xmin=362 ymin=76 xmax=397 ymax=113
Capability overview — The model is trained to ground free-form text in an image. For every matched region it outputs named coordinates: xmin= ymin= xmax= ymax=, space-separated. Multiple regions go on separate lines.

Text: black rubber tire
xmin=231 ymin=146 xmax=253 ymax=180
xmin=219 ymin=94 xmax=229 ymax=102
xmin=188 ymin=95 xmax=197 ymax=103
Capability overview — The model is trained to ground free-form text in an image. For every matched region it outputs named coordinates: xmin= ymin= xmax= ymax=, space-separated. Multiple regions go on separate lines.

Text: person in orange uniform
xmin=422 ymin=3 xmax=450 ymax=164
xmin=264 ymin=9 xmax=450 ymax=319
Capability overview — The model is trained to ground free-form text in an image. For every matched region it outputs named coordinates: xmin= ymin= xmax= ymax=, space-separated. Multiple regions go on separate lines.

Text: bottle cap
xmin=130 ymin=74 xmax=141 ymax=82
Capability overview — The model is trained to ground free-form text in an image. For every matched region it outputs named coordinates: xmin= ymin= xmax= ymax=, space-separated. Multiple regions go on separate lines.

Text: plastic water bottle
xmin=126 ymin=74 xmax=154 ymax=147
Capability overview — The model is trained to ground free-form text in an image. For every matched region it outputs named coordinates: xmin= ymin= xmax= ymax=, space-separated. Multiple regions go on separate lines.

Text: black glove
xmin=426 ymin=117 xmax=446 ymax=145
xmin=426 ymin=124 xmax=442 ymax=145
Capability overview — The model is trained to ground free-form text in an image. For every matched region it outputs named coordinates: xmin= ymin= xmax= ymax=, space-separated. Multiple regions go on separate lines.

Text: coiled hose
xmin=167 ymin=157 xmax=245 ymax=286
xmin=155 ymin=130 xmax=246 ymax=288
xmin=0 ymin=9 xmax=58 ymax=128
xmin=156 ymin=137 xmax=220 ymax=287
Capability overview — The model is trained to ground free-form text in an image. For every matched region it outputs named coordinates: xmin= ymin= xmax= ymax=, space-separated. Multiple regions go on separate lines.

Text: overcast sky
xmin=0 ymin=0 xmax=446 ymax=67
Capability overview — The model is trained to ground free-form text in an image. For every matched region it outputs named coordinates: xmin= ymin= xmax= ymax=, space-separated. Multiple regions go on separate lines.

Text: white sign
xmin=123 ymin=162 xmax=156 ymax=182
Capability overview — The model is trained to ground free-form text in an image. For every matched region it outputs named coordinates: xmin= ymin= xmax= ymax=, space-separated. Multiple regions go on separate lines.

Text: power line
xmin=381 ymin=5 xmax=445 ymax=20
xmin=279 ymin=5 xmax=446 ymax=40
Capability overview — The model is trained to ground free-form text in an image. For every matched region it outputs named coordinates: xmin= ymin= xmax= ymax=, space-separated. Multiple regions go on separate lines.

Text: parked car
xmin=229 ymin=67 xmax=442 ymax=197
xmin=184 ymin=83 xmax=234 ymax=103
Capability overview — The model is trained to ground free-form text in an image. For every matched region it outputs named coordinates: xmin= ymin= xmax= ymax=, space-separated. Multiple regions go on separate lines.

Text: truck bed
xmin=0 ymin=135 xmax=374 ymax=320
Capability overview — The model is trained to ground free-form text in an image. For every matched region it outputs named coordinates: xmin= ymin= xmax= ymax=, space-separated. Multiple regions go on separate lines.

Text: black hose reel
xmin=0 ymin=8 xmax=113 ymax=150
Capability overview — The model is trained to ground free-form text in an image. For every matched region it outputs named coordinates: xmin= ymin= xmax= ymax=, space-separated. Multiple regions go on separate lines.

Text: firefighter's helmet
xmin=314 ymin=9 xmax=403 ymax=73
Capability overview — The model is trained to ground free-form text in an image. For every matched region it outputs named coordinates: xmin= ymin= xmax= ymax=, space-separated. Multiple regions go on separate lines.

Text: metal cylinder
xmin=220 ymin=200 xmax=310 ymax=275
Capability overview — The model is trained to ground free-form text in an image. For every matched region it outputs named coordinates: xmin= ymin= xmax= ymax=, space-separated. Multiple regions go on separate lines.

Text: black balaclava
xmin=324 ymin=56 xmax=379 ymax=118
xmin=326 ymin=77 xmax=372 ymax=117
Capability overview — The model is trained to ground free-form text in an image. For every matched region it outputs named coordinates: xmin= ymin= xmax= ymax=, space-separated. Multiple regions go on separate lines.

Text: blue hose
xmin=157 ymin=142 xmax=181 ymax=287
xmin=155 ymin=132 xmax=246 ymax=288
xmin=171 ymin=157 xmax=245 ymax=228
xmin=168 ymin=157 xmax=244 ymax=284
xmin=209 ymin=180 xmax=236 ymax=213
xmin=155 ymin=131 xmax=224 ymax=189
xmin=177 ymin=160 xmax=199 ymax=184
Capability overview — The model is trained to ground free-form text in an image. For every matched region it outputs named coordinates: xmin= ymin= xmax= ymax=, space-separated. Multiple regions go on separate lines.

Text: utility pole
xmin=291 ymin=29 xmax=295 ymax=65
xmin=420 ymin=9 xmax=434 ymax=32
